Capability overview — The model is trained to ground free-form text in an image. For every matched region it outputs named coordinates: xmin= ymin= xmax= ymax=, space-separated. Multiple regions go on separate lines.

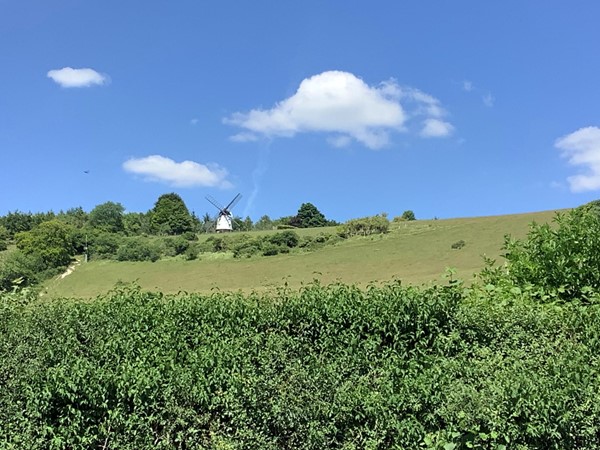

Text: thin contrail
xmin=243 ymin=142 xmax=271 ymax=218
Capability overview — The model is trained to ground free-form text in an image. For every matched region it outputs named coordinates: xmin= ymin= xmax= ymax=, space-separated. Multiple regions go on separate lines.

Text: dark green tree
xmin=1 ymin=211 xmax=34 ymax=237
xmin=401 ymin=210 xmax=416 ymax=221
xmin=89 ymin=202 xmax=125 ymax=233
xmin=150 ymin=193 xmax=193 ymax=235
xmin=296 ymin=203 xmax=327 ymax=228
xmin=15 ymin=220 xmax=76 ymax=268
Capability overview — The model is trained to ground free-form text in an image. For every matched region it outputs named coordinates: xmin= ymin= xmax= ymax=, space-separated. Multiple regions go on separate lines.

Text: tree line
xmin=0 ymin=194 xmax=339 ymax=290
xmin=0 ymin=195 xmax=336 ymax=240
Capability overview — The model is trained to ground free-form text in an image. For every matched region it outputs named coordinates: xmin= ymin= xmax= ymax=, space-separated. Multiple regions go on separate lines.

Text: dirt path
xmin=59 ymin=259 xmax=81 ymax=279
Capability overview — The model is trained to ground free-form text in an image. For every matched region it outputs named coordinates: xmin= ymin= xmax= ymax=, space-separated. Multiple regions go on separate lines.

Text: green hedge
xmin=2 ymin=281 xmax=600 ymax=449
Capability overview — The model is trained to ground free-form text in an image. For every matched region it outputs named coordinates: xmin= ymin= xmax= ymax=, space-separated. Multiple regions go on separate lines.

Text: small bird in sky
xmin=83 ymin=170 xmax=90 ymax=174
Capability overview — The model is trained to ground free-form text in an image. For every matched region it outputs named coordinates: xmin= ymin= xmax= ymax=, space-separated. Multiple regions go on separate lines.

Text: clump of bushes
xmin=88 ymin=231 xmax=120 ymax=260
xmin=338 ymin=214 xmax=389 ymax=238
xmin=116 ymin=237 xmax=161 ymax=262
xmin=0 ymin=251 xmax=46 ymax=290
xmin=184 ymin=243 xmax=200 ymax=260
xmin=195 ymin=231 xmax=303 ymax=259
xmin=451 ymin=239 xmax=466 ymax=249
xmin=299 ymin=232 xmax=342 ymax=250
xmin=161 ymin=236 xmax=190 ymax=257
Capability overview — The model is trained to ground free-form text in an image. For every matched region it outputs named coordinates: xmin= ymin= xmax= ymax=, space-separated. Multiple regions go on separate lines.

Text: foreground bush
xmin=2 ymin=281 xmax=600 ymax=449
xmin=483 ymin=205 xmax=600 ymax=302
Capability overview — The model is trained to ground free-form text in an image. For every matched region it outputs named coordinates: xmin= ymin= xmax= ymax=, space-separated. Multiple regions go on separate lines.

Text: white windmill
xmin=205 ymin=193 xmax=242 ymax=232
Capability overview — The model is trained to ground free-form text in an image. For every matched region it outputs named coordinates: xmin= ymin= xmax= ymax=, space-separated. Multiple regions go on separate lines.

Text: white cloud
xmin=47 ymin=67 xmax=108 ymax=88
xmin=190 ymin=118 xmax=199 ymax=126
xmin=225 ymin=70 xmax=453 ymax=149
xmin=397 ymin=86 xmax=446 ymax=118
xmin=463 ymin=80 xmax=473 ymax=92
xmin=482 ymin=93 xmax=495 ymax=107
xmin=420 ymin=118 xmax=454 ymax=138
xmin=123 ymin=155 xmax=232 ymax=188
xmin=555 ymin=126 xmax=600 ymax=192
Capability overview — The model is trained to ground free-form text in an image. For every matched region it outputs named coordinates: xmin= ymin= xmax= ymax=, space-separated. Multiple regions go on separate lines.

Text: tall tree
xmin=89 ymin=202 xmax=125 ymax=233
xmin=150 ymin=193 xmax=193 ymax=235
xmin=296 ymin=203 xmax=327 ymax=228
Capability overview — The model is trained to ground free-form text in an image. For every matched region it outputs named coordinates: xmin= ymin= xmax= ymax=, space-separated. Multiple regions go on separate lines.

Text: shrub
xmin=338 ymin=214 xmax=389 ymax=238
xmin=205 ymin=236 xmax=229 ymax=252
xmin=182 ymin=231 xmax=198 ymax=241
xmin=262 ymin=242 xmax=284 ymax=256
xmin=0 ymin=251 xmax=45 ymax=290
xmin=116 ymin=237 xmax=161 ymax=262
xmin=451 ymin=240 xmax=466 ymax=250
xmin=162 ymin=236 xmax=189 ymax=257
xmin=88 ymin=232 xmax=121 ymax=259
xmin=184 ymin=244 xmax=199 ymax=261
xmin=483 ymin=206 xmax=600 ymax=301
xmin=268 ymin=230 xmax=299 ymax=248
xmin=233 ymin=238 xmax=262 ymax=258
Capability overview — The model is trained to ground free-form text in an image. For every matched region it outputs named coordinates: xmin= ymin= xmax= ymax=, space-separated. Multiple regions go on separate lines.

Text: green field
xmin=43 ymin=210 xmax=558 ymax=298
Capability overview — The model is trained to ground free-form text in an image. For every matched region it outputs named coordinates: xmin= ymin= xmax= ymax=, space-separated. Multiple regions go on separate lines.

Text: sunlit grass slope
xmin=44 ymin=210 xmax=558 ymax=298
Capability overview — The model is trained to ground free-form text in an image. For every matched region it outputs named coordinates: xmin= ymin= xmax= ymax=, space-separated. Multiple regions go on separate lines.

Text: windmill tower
xmin=205 ymin=193 xmax=242 ymax=232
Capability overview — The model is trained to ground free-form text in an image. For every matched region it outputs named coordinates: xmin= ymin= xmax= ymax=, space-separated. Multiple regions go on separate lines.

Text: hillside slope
xmin=43 ymin=210 xmax=558 ymax=298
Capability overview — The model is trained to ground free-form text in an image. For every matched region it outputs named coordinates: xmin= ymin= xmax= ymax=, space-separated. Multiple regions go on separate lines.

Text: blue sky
xmin=2 ymin=1 xmax=600 ymax=222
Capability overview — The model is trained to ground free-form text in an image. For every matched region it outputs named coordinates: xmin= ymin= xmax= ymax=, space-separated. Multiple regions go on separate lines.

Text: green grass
xmin=43 ymin=210 xmax=558 ymax=298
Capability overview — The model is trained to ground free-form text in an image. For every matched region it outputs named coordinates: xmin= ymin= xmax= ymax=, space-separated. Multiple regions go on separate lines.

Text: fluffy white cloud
xmin=225 ymin=71 xmax=452 ymax=149
xmin=420 ymin=118 xmax=454 ymax=138
xmin=47 ymin=67 xmax=108 ymax=88
xmin=463 ymin=80 xmax=473 ymax=92
xmin=555 ymin=126 xmax=600 ymax=192
xmin=123 ymin=155 xmax=231 ymax=188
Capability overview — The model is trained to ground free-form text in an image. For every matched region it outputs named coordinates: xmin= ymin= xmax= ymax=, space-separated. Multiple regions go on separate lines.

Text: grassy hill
xmin=42 ymin=209 xmax=558 ymax=298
